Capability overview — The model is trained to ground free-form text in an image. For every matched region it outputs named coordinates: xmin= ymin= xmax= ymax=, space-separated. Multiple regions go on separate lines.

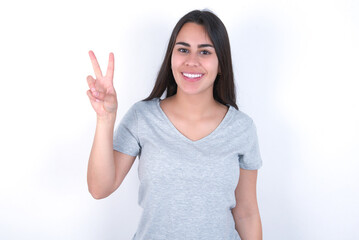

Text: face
xmin=171 ymin=22 xmax=220 ymax=97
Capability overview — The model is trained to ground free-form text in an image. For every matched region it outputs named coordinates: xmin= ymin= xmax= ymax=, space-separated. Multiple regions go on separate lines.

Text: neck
xmin=171 ymin=90 xmax=218 ymax=119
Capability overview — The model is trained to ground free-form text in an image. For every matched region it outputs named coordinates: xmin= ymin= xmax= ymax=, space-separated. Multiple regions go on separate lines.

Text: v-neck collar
xmin=156 ymin=98 xmax=234 ymax=144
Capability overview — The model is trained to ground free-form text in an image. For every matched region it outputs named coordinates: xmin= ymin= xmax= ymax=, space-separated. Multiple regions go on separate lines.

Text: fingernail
xmin=91 ymin=88 xmax=96 ymax=92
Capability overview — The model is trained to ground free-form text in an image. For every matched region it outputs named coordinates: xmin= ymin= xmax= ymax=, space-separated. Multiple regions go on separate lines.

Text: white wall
xmin=0 ymin=0 xmax=358 ymax=239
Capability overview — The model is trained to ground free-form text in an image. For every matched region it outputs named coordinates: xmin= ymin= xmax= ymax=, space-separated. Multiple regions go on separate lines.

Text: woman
xmin=87 ymin=10 xmax=263 ymax=240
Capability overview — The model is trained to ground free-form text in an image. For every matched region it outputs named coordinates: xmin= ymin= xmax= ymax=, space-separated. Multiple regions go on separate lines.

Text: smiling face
xmin=171 ymin=22 xmax=220 ymax=97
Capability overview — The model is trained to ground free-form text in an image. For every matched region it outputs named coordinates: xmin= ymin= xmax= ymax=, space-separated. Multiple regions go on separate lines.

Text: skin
xmin=232 ymin=169 xmax=262 ymax=239
xmin=86 ymin=22 xmax=261 ymax=239
xmin=87 ymin=51 xmax=136 ymax=199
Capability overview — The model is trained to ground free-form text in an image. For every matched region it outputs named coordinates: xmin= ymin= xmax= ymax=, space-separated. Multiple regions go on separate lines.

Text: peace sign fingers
xmin=87 ymin=50 xmax=118 ymax=117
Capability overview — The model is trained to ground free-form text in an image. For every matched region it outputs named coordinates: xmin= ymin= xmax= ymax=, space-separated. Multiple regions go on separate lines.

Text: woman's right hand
xmin=86 ymin=50 xmax=118 ymax=119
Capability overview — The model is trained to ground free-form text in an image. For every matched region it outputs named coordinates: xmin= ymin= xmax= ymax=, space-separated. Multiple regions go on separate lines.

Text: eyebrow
xmin=175 ymin=42 xmax=214 ymax=48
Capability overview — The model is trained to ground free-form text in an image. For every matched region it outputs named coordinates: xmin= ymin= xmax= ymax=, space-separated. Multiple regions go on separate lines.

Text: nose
xmin=185 ymin=53 xmax=200 ymax=67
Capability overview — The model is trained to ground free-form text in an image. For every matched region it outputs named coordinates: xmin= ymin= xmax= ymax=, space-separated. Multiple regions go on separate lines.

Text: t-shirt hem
xmin=239 ymin=162 xmax=263 ymax=170
xmin=113 ymin=145 xmax=138 ymax=157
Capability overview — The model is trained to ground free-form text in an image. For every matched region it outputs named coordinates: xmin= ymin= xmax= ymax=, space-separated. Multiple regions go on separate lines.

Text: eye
xmin=178 ymin=48 xmax=189 ymax=53
xmin=200 ymin=50 xmax=211 ymax=55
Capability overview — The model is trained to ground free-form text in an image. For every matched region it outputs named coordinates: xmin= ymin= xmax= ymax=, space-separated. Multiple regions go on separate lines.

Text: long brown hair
xmin=143 ymin=10 xmax=238 ymax=110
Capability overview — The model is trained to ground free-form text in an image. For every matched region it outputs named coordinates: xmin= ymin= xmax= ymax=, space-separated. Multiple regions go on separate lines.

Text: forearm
xmin=87 ymin=115 xmax=116 ymax=199
xmin=234 ymin=213 xmax=262 ymax=240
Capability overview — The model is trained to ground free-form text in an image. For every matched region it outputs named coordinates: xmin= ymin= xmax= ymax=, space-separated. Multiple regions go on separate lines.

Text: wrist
xmin=96 ymin=112 xmax=117 ymax=125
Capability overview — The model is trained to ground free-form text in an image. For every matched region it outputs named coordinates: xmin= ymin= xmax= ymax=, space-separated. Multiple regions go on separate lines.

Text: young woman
xmin=87 ymin=10 xmax=263 ymax=240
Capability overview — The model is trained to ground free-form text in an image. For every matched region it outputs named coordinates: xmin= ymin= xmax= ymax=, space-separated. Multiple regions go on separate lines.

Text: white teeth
xmin=183 ymin=73 xmax=203 ymax=78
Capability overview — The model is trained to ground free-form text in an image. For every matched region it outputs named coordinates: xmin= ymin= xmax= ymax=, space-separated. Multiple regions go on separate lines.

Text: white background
xmin=0 ymin=0 xmax=358 ymax=239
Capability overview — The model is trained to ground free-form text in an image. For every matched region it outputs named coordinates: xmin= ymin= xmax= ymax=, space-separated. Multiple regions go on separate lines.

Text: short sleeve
xmin=238 ymin=120 xmax=263 ymax=170
xmin=113 ymin=104 xmax=141 ymax=157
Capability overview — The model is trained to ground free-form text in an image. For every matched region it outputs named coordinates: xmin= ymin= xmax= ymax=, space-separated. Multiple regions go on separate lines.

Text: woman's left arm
xmin=231 ymin=168 xmax=262 ymax=240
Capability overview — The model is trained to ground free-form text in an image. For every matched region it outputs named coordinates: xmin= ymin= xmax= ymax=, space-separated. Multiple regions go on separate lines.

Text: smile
xmin=182 ymin=72 xmax=204 ymax=82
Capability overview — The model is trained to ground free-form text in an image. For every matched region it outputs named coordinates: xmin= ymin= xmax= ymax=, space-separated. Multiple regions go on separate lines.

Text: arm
xmin=87 ymin=119 xmax=136 ymax=199
xmin=231 ymin=169 xmax=262 ymax=240
xmin=86 ymin=51 xmax=136 ymax=199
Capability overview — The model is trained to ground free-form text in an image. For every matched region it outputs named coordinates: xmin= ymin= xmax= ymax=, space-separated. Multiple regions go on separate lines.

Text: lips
xmin=182 ymin=72 xmax=204 ymax=82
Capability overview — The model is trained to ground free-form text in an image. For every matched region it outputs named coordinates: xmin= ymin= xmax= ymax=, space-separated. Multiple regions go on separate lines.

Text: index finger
xmin=88 ymin=50 xmax=103 ymax=78
xmin=105 ymin=52 xmax=114 ymax=81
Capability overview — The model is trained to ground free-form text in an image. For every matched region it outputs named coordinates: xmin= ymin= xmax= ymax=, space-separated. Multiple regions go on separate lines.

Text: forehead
xmin=175 ymin=22 xmax=213 ymax=45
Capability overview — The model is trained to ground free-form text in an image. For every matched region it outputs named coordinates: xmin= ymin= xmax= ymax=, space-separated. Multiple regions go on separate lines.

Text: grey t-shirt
xmin=113 ymin=98 xmax=262 ymax=240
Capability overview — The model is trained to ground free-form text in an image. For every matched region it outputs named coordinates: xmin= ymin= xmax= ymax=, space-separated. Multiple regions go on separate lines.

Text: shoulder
xmin=124 ymin=98 xmax=162 ymax=122
xmin=227 ymin=107 xmax=257 ymax=139
xmin=129 ymin=98 xmax=159 ymax=113
xmin=230 ymin=107 xmax=254 ymax=126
